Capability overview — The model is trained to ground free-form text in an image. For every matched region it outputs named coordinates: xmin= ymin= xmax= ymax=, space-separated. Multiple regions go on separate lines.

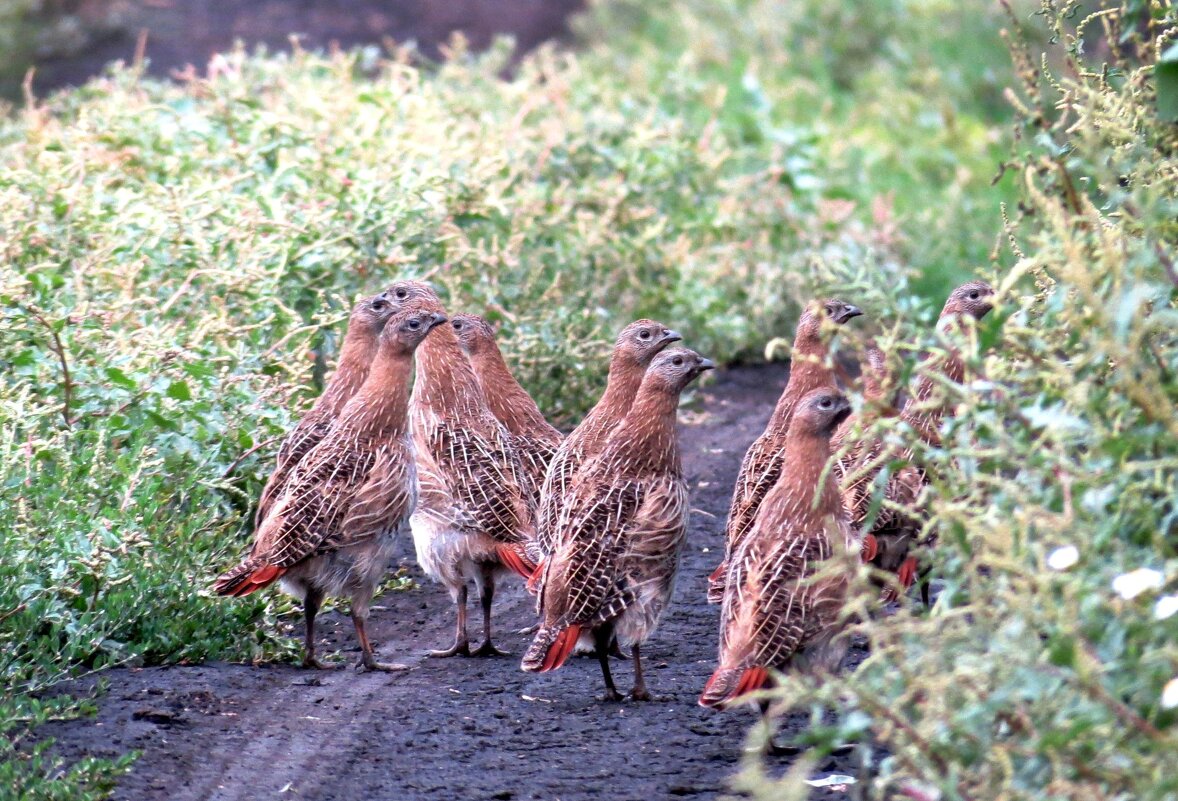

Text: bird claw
xmin=357 ymin=659 xmax=410 ymax=673
xmin=302 ymin=656 xmax=339 ymax=671
xmin=470 ymin=640 xmax=509 ymax=657
xmin=597 ymin=689 xmax=624 ymax=703
xmin=429 ymin=641 xmax=471 ymax=658
xmin=627 ymin=689 xmax=653 ymax=702
xmin=766 ymin=740 xmax=803 ymax=757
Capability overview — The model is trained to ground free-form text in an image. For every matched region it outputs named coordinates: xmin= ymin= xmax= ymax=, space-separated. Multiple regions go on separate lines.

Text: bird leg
xmin=352 ymin=610 xmax=409 ymax=672
xmin=430 ymin=584 xmax=471 ymax=658
xmin=301 ymin=587 xmax=336 ymax=670
xmin=608 ymin=638 xmax=630 ymax=660
xmin=759 ymin=699 xmax=801 ymax=756
xmin=471 ymin=565 xmax=508 ymax=657
xmin=594 ymin=626 xmax=623 ymax=702
xmin=628 ymin=642 xmax=651 ymax=701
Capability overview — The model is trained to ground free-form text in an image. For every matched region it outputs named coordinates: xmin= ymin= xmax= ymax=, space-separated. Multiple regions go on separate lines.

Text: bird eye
xmin=453 ymin=320 xmax=463 ymax=330
xmin=638 ymin=330 xmax=651 ymax=340
xmin=819 ymin=398 xmax=832 ymax=409
xmin=969 ymin=291 xmax=979 ymax=300
xmin=408 ymin=320 xmax=421 ymax=330
xmin=395 ymin=287 xmax=409 ymax=299
xmin=672 ymin=356 xmax=683 ymax=366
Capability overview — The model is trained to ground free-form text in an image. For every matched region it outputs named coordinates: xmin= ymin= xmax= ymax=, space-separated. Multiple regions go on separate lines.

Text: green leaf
xmin=105 ymin=367 xmax=137 ymax=390
xmin=165 ymin=380 xmax=192 ymax=401
xmin=1157 ymin=43 xmax=1178 ymax=122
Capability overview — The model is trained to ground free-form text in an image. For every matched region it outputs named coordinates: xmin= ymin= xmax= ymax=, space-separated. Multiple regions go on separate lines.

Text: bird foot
xmin=766 ymin=740 xmax=803 ymax=757
xmin=597 ymin=689 xmax=625 ymax=703
xmin=627 ymin=688 xmax=653 ymax=702
xmin=470 ymin=640 xmax=509 ymax=657
xmin=302 ymin=656 xmax=339 ymax=670
xmin=429 ymin=641 xmax=471 ymax=658
xmin=357 ymin=658 xmax=410 ymax=673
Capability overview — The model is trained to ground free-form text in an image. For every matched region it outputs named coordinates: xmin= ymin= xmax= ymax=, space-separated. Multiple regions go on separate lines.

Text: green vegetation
xmin=0 ymin=0 xmax=1174 ymax=798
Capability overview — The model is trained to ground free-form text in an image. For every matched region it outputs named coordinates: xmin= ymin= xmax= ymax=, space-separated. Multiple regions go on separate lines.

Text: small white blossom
xmin=1112 ymin=568 xmax=1165 ymax=600
xmin=1163 ymin=677 xmax=1178 ymax=710
xmin=1047 ymin=545 xmax=1079 ymax=571
xmin=1154 ymin=595 xmax=1178 ymax=621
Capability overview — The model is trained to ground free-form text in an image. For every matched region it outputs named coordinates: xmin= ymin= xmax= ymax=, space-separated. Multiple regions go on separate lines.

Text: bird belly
xmin=278 ymin=526 xmax=401 ymax=600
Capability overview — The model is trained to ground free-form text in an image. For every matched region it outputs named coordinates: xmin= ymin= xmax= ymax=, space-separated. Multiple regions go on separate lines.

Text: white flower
xmin=1155 ymin=595 xmax=1178 ymax=621
xmin=1047 ymin=545 xmax=1079 ymax=571
xmin=1163 ymin=677 xmax=1178 ymax=710
xmin=1112 ymin=568 xmax=1165 ymax=600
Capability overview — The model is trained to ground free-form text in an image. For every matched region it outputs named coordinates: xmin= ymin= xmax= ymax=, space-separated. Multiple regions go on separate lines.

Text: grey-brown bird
xmin=522 ymin=348 xmax=714 ymax=701
xmin=451 ymin=313 xmax=562 ymax=510
xmin=410 ymin=308 xmax=540 ymax=658
xmin=707 ymin=299 xmax=862 ymax=604
xmin=838 ymin=281 xmax=995 ymax=601
xmin=700 ymin=388 xmax=856 ymax=710
xmin=534 ymin=319 xmax=681 ymax=569
xmin=214 ymin=304 xmax=447 ymax=671
xmin=255 ymin=281 xmax=440 ymax=527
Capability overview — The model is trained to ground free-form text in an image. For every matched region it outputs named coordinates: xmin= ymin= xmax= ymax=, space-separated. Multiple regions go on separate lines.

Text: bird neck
xmin=315 ymin=323 xmax=380 ymax=413
xmin=340 ymin=346 xmax=414 ymax=438
xmin=608 ymin=384 xmax=683 ymax=475
xmin=778 ymin=430 xmax=842 ymax=526
xmin=413 ymin=324 xmax=486 ymax=415
xmin=576 ymin=356 xmax=644 ymax=440
xmin=470 ymin=345 xmax=551 ymax=436
xmin=768 ymin=335 xmax=830 ymax=429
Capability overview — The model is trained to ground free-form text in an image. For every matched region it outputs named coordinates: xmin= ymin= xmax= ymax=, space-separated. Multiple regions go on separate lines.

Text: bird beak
xmin=428 ymin=313 xmax=448 ymax=330
xmin=662 ymin=329 xmax=683 ymax=344
xmin=837 ymin=305 xmax=863 ymax=323
xmin=697 ymin=358 xmax=715 ymax=372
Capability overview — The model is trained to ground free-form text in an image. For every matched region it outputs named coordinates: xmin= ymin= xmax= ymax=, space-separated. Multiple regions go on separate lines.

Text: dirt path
xmin=40 ymin=365 xmax=868 ymax=800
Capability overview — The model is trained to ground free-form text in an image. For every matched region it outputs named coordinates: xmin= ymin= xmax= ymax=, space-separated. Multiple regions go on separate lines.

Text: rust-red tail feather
xmin=213 ymin=560 xmax=285 ymax=597
xmin=541 ymin=625 xmax=582 ymax=672
xmin=497 ymin=543 xmax=538 ymax=580
xmin=699 ymin=665 xmax=770 ymax=709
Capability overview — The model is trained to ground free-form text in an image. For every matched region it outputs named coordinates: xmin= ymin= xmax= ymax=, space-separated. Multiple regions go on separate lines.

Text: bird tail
xmin=861 ymin=533 xmax=879 ymax=562
xmin=520 ymin=624 xmax=583 ymax=673
xmin=699 ymin=665 xmax=770 ymax=709
xmin=212 ymin=558 xmax=285 ymax=597
xmin=497 ymin=543 xmax=538 ymax=580
xmin=525 ymin=558 xmax=547 ymax=595
xmin=706 ymin=561 xmax=727 ymax=604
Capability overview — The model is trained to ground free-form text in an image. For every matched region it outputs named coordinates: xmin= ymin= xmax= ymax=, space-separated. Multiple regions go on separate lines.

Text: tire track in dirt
xmin=41 ymin=365 xmax=866 ymax=800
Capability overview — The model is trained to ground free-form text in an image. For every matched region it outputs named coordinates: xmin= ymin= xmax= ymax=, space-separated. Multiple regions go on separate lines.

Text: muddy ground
xmin=30 ymin=0 xmax=585 ymax=95
xmin=39 ymin=365 xmax=874 ymax=800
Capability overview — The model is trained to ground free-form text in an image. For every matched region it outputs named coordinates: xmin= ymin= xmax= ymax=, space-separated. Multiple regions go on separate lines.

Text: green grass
xmin=1 ymin=0 xmax=1175 ymax=798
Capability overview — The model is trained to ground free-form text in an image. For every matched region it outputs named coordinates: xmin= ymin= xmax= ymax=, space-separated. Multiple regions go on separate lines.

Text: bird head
xmin=614 ymin=319 xmax=682 ymax=367
xmin=379 ymin=279 xmax=442 ymax=311
xmin=349 ymin=291 xmax=400 ymax=333
xmin=450 ymin=313 xmax=497 ymax=357
xmin=940 ymin=280 xmax=995 ymax=322
xmin=382 ymin=306 xmax=448 ymax=354
xmin=796 ymin=298 xmax=864 ymax=340
xmin=793 ymin=388 xmax=853 ymax=437
xmin=643 ymin=347 xmax=715 ymax=394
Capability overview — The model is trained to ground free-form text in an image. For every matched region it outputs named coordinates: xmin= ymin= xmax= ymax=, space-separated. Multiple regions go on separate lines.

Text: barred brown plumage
xmin=700 ymin=387 xmax=856 ymax=711
xmin=451 ymin=314 xmax=562 ymax=510
xmin=707 ymin=299 xmax=863 ymax=604
xmin=254 ymin=281 xmax=440 ymax=528
xmin=836 ymin=281 xmax=995 ymax=604
xmin=522 ymin=348 xmax=714 ymax=701
xmin=535 ymin=320 xmax=681 ymax=565
xmin=410 ymin=307 xmax=541 ymax=658
xmin=213 ymin=304 xmax=447 ymax=671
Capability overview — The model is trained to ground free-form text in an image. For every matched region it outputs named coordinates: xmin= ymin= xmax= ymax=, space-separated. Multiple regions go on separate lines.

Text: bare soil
xmin=31 ymin=0 xmax=585 ymax=95
xmin=39 ymin=365 xmax=872 ymax=800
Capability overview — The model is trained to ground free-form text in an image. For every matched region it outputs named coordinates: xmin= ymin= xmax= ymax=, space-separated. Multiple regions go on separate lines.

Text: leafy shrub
xmin=738 ymin=3 xmax=1178 ymax=799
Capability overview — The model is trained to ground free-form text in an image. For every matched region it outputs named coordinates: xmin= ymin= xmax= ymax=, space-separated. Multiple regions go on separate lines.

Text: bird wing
xmin=320 ymin=440 xmax=416 ymax=552
xmin=254 ymin=411 xmax=332 ymax=528
xmin=424 ymin=413 xmax=533 ymax=544
xmin=252 ymin=429 xmax=379 ymax=567
xmin=536 ymin=437 xmax=583 ymax=554
xmin=710 ymin=434 xmax=786 ymax=598
xmin=540 ymin=474 xmax=644 ymax=626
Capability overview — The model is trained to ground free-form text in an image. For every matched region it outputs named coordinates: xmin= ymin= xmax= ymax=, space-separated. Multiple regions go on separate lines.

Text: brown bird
xmin=522 ymin=348 xmax=714 ymax=701
xmin=410 ymin=307 xmax=540 ymax=658
xmin=214 ymin=305 xmax=448 ymax=671
xmin=700 ymin=388 xmax=856 ymax=711
xmin=707 ymin=299 xmax=863 ymax=604
xmin=534 ymin=319 xmax=682 ymax=569
xmin=837 ymin=281 xmax=995 ymax=602
xmin=255 ymin=281 xmax=440 ymax=527
xmin=451 ymin=313 xmax=562 ymax=509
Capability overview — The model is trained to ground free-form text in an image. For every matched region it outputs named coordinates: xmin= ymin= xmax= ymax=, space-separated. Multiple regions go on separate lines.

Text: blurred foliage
xmin=734 ymin=2 xmax=1178 ymax=799
xmin=0 ymin=0 xmax=1172 ymax=798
